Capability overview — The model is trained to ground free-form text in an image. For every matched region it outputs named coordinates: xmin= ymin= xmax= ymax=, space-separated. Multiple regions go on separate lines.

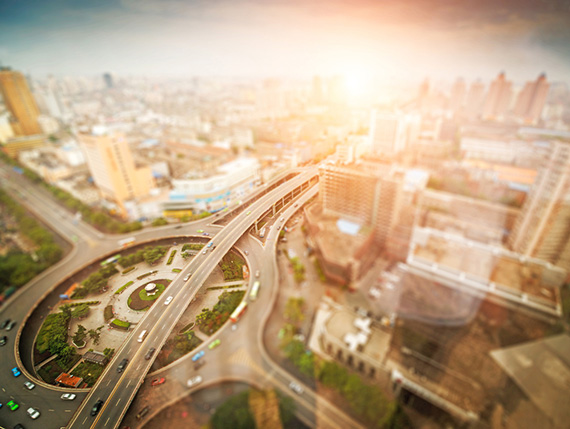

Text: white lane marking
xmin=49 ymin=408 xmax=55 ymax=411
xmin=116 ymin=397 xmax=121 ymax=406
xmin=65 ymin=409 xmax=72 ymax=412
xmin=127 ymin=380 xmax=131 ymax=388
xmin=82 ymin=416 xmax=88 ymax=425
xmin=106 ymin=379 xmax=111 ymax=386
xmin=105 ymin=417 xmax=110 ymax=426
xmin=137 ymin=364 xmax=142 ymax=370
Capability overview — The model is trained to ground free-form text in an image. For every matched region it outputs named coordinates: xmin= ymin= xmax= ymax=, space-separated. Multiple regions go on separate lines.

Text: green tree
xmin=71 ymin=304 xmax=90 ymax=319
xmin=211 ymin=390 xmax=255 ymax=429
xmin=284 ymin=297 xmax=305 ymax=325
xmin=88 ymin=328 xmax=101 ymax=345
xmin=72 ymin=325 xmax=87 ymax=344
xmin=151 ymin=217 xmax=168 ymax=226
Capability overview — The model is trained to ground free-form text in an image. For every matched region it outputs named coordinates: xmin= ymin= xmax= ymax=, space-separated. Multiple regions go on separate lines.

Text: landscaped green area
xmin=160 ymin=330 xmax=202 ymax=366
xmin=313 ymin=258 xmax=326 ymax=282
xmin=71 ymin=361 xmax=104 ymax=387
xmin=182 ymin=243 xmax=205 ymax=252
xmin=128 ymin=281 xmax=170 ymax=310
xmin=119 ymin=245 xmax=168 ymax=267
xmin=139 ymin=283 xmax=165 ymax=300
xmin=115 ymin=281 xmax=134 ymax=295
xmin=110 ymin=318 xmax=131 ymax=330
xmin=219 ymin=251 xmax=245 ymax=281
xmin=211 ymin=388 xmax=295 ymax=429
xmin=0 ymin=188 xmax=63 ymax=294
xmin=104 ymin=305 xmax=114 ymax=321
xmin=167 ymin=249 xmax=176 ymax=265
xmin=36 ymin=311 xmax=71 ymax=354
xmin=289 ymin=257 xmax=305 ymax=283
xmin=121 ymin=266 xmax=136 ymax=275
xmin=151 ymin=217 xmax=168 ymax=226
xmin=37 ymin=354 xmax=81 ymax=384
xmin=172 ymin=268 xmax=181 ymax=273
xmin=72 ymin=263 xmax=119 ymax=299
xmin=196 ymin=290 xmax=245 ymax=335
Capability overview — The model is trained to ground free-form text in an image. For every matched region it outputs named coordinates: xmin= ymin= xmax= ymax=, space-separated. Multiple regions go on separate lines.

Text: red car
xmin=151 ymin=377 xmax=165 ymax=386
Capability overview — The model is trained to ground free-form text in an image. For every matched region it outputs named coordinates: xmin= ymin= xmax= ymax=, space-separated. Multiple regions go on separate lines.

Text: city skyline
xmin=1 ymin=0 xmax=570 ymax=84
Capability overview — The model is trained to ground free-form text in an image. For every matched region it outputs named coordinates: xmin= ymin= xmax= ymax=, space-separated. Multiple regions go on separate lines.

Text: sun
xmin=344 ymin=70 xmax=371 ymax=97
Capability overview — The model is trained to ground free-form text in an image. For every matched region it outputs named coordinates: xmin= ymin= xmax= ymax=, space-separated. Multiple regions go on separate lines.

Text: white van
xmin=137 ymin=330 xmax=148 ymax=343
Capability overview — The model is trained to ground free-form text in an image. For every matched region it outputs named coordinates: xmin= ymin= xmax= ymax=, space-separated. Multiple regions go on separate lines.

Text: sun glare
xmin=345 ymin=70 xmax=371 ymax=97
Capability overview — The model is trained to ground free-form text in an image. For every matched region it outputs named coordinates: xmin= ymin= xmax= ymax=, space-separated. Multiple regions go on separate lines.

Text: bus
xmin=259 ymin=227 xmax=266 ymax=238
xmin=101 ymin=254 xmax=121 ymax=267
xmin=230 ymin=301 xmax=248 ymax=323
xmin=118 ymin=237 xmax=136 ymax=248
xmin=250 ymin=281 xmax=260 ymax=301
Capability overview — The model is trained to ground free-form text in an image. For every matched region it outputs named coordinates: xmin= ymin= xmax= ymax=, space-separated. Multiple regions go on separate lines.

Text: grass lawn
xmin=115 ymin=281 xmax=134 ymax=295
xmin=127 ymin=280 xmax=171 ymax=310
xmin=71 ymin=361 xmax=105 ymax=387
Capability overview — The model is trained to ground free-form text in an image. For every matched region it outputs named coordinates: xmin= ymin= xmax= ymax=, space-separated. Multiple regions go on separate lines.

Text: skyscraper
xmin=79 ymin=128 xmax=154 ymax=217
xmin=0 ymin=68 xmax=42 ymax=136
xmin=369 ymin=110 xmax=407 ymax=155
xmin=449 ymin=78 xmax=466 ymax=111
xmin=103 ymin=73 xmax=114 ymax=89
xmin=509 ymin=141 xmax=570 ymax=270
xmin=464 ymin=79 xmax=486 ymax=119
xmin=513 ymin=73 xmax=549 ymax=125
xmin=482 ymin=72 xmax=512 ymax=121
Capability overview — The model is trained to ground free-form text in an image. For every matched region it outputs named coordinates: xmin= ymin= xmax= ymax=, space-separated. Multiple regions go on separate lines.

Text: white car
xmin=61 ymin=393 xmax=76 ymax=401
xmin=289 ymin=381 xmax=304 ymax=394
xmin=202 ymin=250 xmax=207 ymax=254
xmin=183 ymin=274 xmax=190 ymax=281
xmin=187 ymin=375 xmax=203 ymax=387
xmin=27 ymin=407 xmax=41 ymax=419
xmin=164 ymin=296 xmax=173 ymax=305
xmin=24 ymin=381 xmax=35 ymax=390
xmin=255 ymin=270 xmax=260 ymax=277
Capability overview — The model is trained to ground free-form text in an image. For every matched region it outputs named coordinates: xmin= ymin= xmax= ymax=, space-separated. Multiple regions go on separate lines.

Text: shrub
xmin=122 ymin=266 xmax=135 ymax=275
xmin=104 ymin=305 xmax=114 ymax=321
xmin=111 ymin=319 xmax=130 ymax=330
xmin=166 ymin=249 xmax=177 ymax=265
xmin=115 ymin=281 xmax=134 ymax=295
xmin=36 ymin=312 xmax=71 ymax=355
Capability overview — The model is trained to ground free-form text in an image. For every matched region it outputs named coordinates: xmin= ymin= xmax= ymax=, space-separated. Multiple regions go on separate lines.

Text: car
xmin=183 ymin=274 xmax=190 ymax=281
xmin=208 ymin=339 xmax=221 ymax=350
xmin=90 ymin=399 xmax=104 ymax=416
xmin=202 ymin=250 xmax=207 ymax=254
xmin=196 ymin=229 xmax=204 ymax=233
xmin=61 ymin=393 xmax=76 ymax=401
xmin=145 ymin=347 xmax=156 ymax=360
xmin=187 ymin=375 xmax=203 ymax=387
xmin=7 ymin=400 xmax=19 ymax=411
xmin=13 ymin=424 xmax=25 ymax=429
xmin=255 ymin=270 xmax=260 ymax=277
xmin=174 ymin=225 xmax=182 ymax=229
xmin=202 ymin=232 xmax=209 ymax=236
xmin=191 ymin=350 xmax=205 ymax=362
xmin=246 ymin=211 xmax=251 ymax=215
xmin=194 ymin=360 xmax=206 ymax=370
xmin=207 ymin=242 xmax=213 ymax=248
xmin=1 ymin=319 xmax=10 ymax=329
xmin=136 ymin=406 xmax=150 ymax=420
xmin=151 ymin=377 xmax=165 ymax=386
xmin=6 ymin=321 xmax=16 ymax=331
xmin=280 ymin=217 xmax=285 ymax=222
xmin=231 ymin=324 xmax=238 ymax=331
xmin=164 ymin=296 xmax=173 ymax=305
xmin=24 ymin=381 xmax=35 ymax=390
xmin=0 ymin=335 xmax=7 ymax=346
xmin=244 ymin=250 xmax=249 ymax=255
xmin=289 ymin=381 xmax=304 ymax=394
xmin=26 ymin=407 xmax=40 ymax=420
xmin=294 ymin=203 xmax=299 ymax=207
xmin=12 ymin=367 xmax=21 ymax=377
xmin=117 ymin=358 xmax=129 ymax=373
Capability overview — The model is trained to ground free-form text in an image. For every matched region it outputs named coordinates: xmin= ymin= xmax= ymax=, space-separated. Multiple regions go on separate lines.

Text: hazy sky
xmin=2 ymin=0 xmax=570 ymax=84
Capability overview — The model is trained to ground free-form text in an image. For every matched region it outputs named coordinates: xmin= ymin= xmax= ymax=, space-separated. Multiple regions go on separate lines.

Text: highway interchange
xmin=0 ymin=164 xmax=363 ymax=429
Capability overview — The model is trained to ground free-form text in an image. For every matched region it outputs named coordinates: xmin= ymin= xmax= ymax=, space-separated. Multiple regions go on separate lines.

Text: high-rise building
xmin=0 ymin=68 xmax=42 ymax=136
xmin=465 ymin=79 xmax=486 ymax=119
xmin=79 ymin=128 xmax=154 ymax=217
xmin=449 ymin=78 xmax=467 ymax=111
xmin=513 ymin=73 xmax=550 ymax=125
xmin=482 ymin=72 xmax=512 ymax=121
xmin=319 ymin=161 xmax=402 ymax=246
xmin=509 ymin=141 xmax=570 ymax=270
xmin=369 ymin=110 xmax=407 ymax=155
xmin=103 ymin=73 xmax=114 ymax=89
